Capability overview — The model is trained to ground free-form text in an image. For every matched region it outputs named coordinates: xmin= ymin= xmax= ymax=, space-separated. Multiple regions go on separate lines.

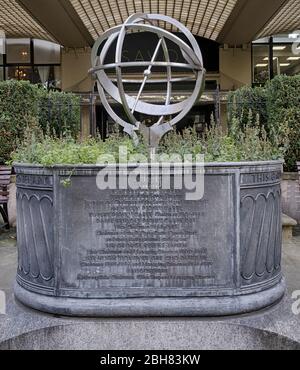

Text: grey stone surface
xmin=14 ymin=162 xmax=284 ymax=316
xmin=13 ymin=280 xmax=286 ymax=317
xmin=282 ymin=214 xmax=297 ymax=242
xmin=282 ymin=177 xmax=300 ymax=223
xmin=0 ymin=230 xmax=300 ymax=350
xmin=1 ymin=320 xmax=300 ymax=350
xmin=283 ymin=214 xmax=297 ymax=226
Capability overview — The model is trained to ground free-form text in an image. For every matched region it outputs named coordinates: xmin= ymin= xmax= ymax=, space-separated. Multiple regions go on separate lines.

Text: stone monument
xmin=14 ymin=14 xmax=285 ymax=317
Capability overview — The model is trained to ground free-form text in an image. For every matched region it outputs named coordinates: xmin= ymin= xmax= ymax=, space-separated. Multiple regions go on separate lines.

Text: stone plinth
xmin=13 ymin=161 xmax=285 ymax=317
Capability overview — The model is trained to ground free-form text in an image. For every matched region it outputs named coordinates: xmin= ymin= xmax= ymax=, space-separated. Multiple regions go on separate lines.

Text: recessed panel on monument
xmin=57 ymin=172 xmax=235 ymax=298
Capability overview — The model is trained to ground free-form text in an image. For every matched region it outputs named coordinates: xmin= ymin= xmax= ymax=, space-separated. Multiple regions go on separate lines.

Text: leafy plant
xmin=227 ymin=85 xmax=268 ymax=131
xmin=12 ymin=121 xmax=284 ymax=166
xmin=0 ymin=81 xmax=38 ymax=163
xmin=266 ymin=75 xmax=300 ymax=171
xmin=0 ymin=80 xmax=80 ymax=164
xmin=228 ymin=75 xmax=300 ymax=171
xmin=37 ymin=89 xmax=80 ymax=137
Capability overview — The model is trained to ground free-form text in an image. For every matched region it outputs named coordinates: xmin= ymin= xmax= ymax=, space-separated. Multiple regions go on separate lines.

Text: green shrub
xmin=266 ymin=75 xmax=300 ymax=171
xmin=0 ymin=80 xmax=80 ymax=164
xmin=227 ymin=85 xmax=268 ymax=131
xmin=0 ymin=81 xmax=38 ymax=163
xmin=12 ymin=123 xmax=284 ymax=166
xmin=37 ymin=89 xmax=80 ymax=137
xmin=227 ymin=75 xmax=300 ymax=172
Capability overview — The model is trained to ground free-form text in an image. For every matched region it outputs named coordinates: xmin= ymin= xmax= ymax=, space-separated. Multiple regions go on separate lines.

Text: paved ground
xmin=282 ymin=230 xmax=300 ymax=294
xmin=0 ymin=228 xmax=17 ymax=293
xmin=0 ymin=225 xmax=299 ymax=349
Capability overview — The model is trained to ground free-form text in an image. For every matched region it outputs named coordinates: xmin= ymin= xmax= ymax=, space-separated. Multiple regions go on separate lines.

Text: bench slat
xmin=0 ymin=175 xmax=11 ymax=180
xmin=0 ymin=167 xmax=11 ymax=205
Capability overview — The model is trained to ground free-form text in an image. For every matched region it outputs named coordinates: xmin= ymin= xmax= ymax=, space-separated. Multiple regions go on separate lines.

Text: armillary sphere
xmin=90 ymin=13 xmax=206 ymax=148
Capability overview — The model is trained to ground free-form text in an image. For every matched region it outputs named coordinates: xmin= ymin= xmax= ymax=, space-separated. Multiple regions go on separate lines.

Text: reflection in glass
xmin=6 ymin=39 xmax=30 ymax=63
xmin=32 ymin=66 xmax=61 ymax=89
xmin=33 ymin=39 xmax=60 ymax=64
xmin=0 ymin=30 xmax=5 ymax=55
xmin=273 ymin=44 xmax=300 ymax=76
xmin=252 ymin=36 xmax=300 ymax=85
xmin=252 ymin=44 xmax=270 ymax=85
xmin=6 ymin=66 xmax=32 ymax=81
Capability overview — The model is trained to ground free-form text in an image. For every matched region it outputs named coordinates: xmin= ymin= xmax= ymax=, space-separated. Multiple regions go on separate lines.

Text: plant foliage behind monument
xmin=266 ymin=75 xmax=300 ymax=172
xmin=227 ymin=75 xmax=300 ymax=172
xmin=0 ymin=80 xmax=80 ymax=164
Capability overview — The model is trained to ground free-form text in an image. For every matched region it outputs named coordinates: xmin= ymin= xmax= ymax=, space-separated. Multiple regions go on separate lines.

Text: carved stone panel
xmin=58 ymin=173 xmax=235 ymax=298
xmin=16 ymin=189 xmax=55 ymax=292
xmin=240 ymin=185 xmax=282 ymax=286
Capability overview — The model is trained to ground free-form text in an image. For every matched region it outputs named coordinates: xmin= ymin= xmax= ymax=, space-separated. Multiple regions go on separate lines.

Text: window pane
xmin=0 ymin=67 xmax=4 ymax=81
xmin=6 ymin=66 xmax=32 ymax=81
xmin=32 ymin=65 xmax=61 ymax=89
xmin=273 ymin=44 xmax=300 ymax=76
xmin=252 ymin=44 xmax=270 ymax=85
xmin=34 ymin=39 xmax=60 ymax=64
xmin=53 ymin=66 xmax=61 ymax=89
xmin=6 ymin=39 xmax=30 ymax=63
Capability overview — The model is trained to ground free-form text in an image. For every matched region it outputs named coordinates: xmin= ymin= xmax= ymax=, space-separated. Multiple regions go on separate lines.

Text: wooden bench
xmin=0 ymin=166 xmax=11 ymax=230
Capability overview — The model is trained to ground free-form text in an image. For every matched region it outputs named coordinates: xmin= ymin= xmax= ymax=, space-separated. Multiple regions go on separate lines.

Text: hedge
xmin=227 ymin=85 xmax=268 ymax=130
xmin=38 ymin=90 xmax=80 ymax=137
xmin=228 ymin=75 xmax=300 ymax=172
xmin=0 ymin=80 xmax=80 ymax=164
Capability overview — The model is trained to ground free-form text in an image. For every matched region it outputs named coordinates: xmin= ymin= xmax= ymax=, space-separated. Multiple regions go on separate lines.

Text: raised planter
xmin=14 ymin=161 xmax=285 ymax=317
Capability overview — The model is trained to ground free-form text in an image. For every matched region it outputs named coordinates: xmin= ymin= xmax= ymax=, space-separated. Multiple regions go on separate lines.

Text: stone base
xmin=14 ymin=280 xmax=286 ymax=317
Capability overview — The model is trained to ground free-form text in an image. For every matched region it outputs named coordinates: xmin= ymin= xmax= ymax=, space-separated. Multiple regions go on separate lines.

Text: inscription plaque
xmin=58 ymin=173 xmax=235 ymax=298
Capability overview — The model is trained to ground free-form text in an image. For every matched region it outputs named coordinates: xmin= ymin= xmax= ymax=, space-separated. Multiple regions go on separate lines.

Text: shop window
xmin=272 ymin=44 xmax=300 ymax=76
xmin=6 ymin=66 xmax=32 ymax=81
xmin=6 ymin=39 xmax=30 ymax=64
xmin=33 ymin=39 xmax=60 ymax=64
xmin=32 ymin=65 xmax=61 ymax=89
xmin=252 ymin=44 xmax=270 ymax=85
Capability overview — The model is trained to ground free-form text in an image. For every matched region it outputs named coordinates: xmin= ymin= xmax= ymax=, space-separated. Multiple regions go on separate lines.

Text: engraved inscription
xmin=59 ymin=174 xmax=234 ymax=297
xmin=17 ymin=174 xmax=53 ymax=188
xmin=241 ymin=171 xmax=281 ymax=186
xmin=77 ymin=190 xmax=215 ymax=288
